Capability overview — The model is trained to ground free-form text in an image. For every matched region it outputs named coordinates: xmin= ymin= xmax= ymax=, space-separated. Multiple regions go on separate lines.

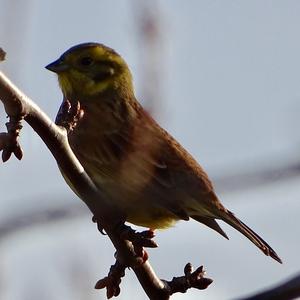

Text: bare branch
xmin=95 ymin=260 xmax=125 ymax=299
xmin=241 ymin=273 xmax=300 ymax=300
xmin=163 ymin=264 xmax=213 ymax=295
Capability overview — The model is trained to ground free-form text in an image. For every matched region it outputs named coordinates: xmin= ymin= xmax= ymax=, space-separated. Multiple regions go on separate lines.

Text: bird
xmin=46 ymin=42 xmax=282 ymax=263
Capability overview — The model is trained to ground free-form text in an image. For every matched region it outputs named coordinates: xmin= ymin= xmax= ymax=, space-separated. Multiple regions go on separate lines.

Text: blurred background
xmin=1 ymin=1 xmax=300 ymax=299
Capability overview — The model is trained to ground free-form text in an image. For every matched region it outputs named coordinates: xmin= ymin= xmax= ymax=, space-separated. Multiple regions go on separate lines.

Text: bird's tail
xmin=220 ymin=210 xmax=282 ymax=263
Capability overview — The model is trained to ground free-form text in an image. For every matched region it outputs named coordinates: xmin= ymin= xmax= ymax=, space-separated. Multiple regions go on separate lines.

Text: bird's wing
xmin=107 ymin=114 xmax=213 ymax=193
xmin=156 ymin=128 xmax=214 ymax=194
xmin=109 ymin=111 xmax=219 ymax=216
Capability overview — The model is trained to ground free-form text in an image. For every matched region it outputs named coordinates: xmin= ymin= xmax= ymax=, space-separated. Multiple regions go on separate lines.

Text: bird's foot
xmin=120 ymin=226 xmax=157 ymax=248
xmin=55 ymin=98 xmax=84 ymax=131
xmin=0 ymin=116 xmax=24 ymax=162
xmin=109 ymin=223 xmax=158 ymax=263
xmin=163 ymin=263 xmax=213 ymax=294
xmin=117 ymin=224 xmax=158 ymax=263
xmin=95 ymin=259 xmax=126 ymax=299
xmin=92 ymin=215 xmax=157 ymax=263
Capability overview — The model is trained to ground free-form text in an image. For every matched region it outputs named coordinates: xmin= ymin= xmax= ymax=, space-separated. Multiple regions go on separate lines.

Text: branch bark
xmin=241 ymin=273 xmax=300 ymax=300
xmin=0 ymin=68 xmax=212 ymax=299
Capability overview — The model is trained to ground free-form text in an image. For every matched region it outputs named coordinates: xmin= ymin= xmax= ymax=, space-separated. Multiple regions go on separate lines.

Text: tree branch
xmin=0 ymin=68 xmax=212 ymax=299
xmin=241 ymin=273 xmax=300 ymax=300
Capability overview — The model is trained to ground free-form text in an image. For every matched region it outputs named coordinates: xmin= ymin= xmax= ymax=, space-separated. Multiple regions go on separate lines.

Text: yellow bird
xmin=46 ymin=43 xmax=281 ymax=263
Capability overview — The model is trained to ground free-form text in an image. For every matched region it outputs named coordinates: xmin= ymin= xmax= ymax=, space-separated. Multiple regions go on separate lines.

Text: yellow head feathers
xmin=46 ymin=43 xmax=133 ymax=98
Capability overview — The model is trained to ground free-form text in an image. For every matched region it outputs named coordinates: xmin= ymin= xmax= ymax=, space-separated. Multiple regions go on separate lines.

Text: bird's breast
xmin=67 ymin=101 xmax=149 ymax=196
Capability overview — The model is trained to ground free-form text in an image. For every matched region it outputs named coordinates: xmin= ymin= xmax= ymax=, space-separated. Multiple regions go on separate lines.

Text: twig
xmin=95 ymin=260 xmax=125 ymax=299
xmin=241 ymin=273 xmax=300 ymax=300
xmin=163 ymin=263 xmax=213 ymax=295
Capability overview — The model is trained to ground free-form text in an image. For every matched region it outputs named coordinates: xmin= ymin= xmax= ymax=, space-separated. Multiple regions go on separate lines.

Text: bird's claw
xmin=116 ymin=224 xmax=157 ymax=263
xmin=119 ymin=225 xmax=157 ymax=248
xmin=92 ymin=215 xmax=107 ymax=235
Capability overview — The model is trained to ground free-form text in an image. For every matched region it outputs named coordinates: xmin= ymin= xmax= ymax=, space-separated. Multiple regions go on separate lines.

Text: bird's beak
xmin=45 ymin=58 xmax=69 ymax=73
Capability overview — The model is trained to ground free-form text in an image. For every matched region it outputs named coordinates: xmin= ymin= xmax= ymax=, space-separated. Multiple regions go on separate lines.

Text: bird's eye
xmin=79 ymin=56 xmax=93 ymax=66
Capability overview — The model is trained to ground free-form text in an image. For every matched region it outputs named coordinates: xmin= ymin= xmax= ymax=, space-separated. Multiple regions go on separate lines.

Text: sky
xmin=0 ymin=1 xmax=300 ymax=299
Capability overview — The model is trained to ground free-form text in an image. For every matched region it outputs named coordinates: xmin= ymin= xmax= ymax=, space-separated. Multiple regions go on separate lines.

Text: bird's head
xmin=46 ymin=43 xmax=133 ymax=99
